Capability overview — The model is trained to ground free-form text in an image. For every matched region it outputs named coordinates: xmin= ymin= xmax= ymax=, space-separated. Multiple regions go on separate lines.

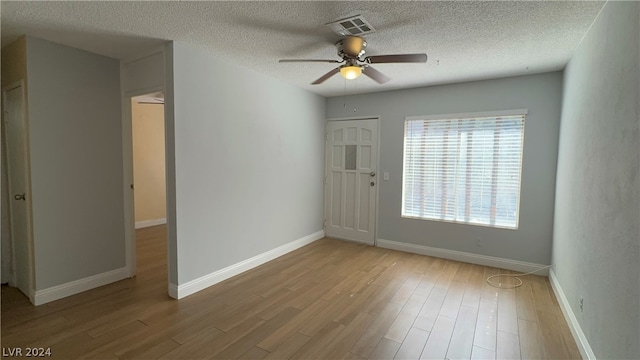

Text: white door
xmin=2 ymin=83 xmax=34 ymax=298
xmin=324 ymin=119 xmax=378 ymax=244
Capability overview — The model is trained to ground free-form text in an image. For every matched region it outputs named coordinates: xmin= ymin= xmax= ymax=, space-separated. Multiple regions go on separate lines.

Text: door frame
xmin=2 ymin=79 xmax=36 ymax=301
xmin=121 ymin=85 xmax=165 ymax=279
xmin=324 ymin=116 xmax=381 ymax=246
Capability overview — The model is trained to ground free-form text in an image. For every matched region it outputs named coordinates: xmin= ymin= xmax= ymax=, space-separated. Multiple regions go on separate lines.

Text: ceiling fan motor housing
xmin=337 ymin=36 xmax=367 ymax=59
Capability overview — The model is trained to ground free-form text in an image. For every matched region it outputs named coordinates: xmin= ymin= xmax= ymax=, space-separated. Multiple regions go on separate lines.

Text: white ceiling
xmin=1 ymin=1 xmax=604 ymax=97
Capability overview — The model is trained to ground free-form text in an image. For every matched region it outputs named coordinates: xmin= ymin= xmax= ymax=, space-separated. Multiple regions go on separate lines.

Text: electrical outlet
xmin=579 ymin=297 xmax=584 ymax=312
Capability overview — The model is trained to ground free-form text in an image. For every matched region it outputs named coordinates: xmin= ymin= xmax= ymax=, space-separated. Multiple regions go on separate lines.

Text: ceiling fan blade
xmin=365 ymin=53 xmax=428 ymax=64
xmin=279 ymin=59 xmax=341 ymax=63
xmin=312 ymin=67 xmax=340 ymax=85
xmin=363 ymin=66 xmax=390 ymax=84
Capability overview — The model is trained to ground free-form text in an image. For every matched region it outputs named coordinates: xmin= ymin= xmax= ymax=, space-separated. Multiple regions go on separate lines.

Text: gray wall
xmin=26 ymin=37 xmax=125 ymax=290
xmin=327 ymin=72 xmax=563 ymax=265
xmin=553 ymin=2 xmax=639 ymax=358
xmin=170 ymin=43 xmax=325 ymax=284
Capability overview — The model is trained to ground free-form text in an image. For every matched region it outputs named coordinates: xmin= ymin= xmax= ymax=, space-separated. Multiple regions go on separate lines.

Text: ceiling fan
xmin=279 ymin=36 xmax=427 ymax=85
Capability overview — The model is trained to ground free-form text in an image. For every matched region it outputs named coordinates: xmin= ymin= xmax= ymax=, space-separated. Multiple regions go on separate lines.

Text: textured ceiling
xmin=1 ymin=1 xmax=604 ymax=97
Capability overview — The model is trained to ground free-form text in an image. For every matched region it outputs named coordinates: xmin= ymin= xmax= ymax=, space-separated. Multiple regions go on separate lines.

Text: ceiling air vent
xmin=326 ymin=15 xmax=376 ymax=36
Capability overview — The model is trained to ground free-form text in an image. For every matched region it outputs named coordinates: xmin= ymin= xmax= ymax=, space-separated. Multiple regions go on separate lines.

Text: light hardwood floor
xmin=1 ymin=225 xmax=581 ymax=359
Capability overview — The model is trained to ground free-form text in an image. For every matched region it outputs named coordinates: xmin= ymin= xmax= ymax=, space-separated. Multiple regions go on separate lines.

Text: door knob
xmin=370 ymin=181 xmax=375 ymax=187
xmin=370 ymin=171 xmax=376 ymax=177
xmin=14 ymin=193 xmax=25 ymax=201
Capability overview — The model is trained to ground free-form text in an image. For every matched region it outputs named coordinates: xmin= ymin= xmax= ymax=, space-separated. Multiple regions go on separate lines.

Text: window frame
xmin=401 ymin=109 xmax=527 ymax=230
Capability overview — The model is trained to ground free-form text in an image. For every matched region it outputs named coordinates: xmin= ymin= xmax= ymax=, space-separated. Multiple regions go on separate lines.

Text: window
xmin=402 ymin=110 xmax=526 ymax=229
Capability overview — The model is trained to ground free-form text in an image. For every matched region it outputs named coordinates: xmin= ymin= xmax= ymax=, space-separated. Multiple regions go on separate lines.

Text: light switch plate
xmin=383 ymin=172 xmax=389 ymax=181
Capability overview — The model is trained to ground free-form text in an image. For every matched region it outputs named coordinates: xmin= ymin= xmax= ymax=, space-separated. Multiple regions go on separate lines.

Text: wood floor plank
xmin=315 ymin=311 xmax=374 ymax=360
xmin=535 ymin=308 xmax=573 ymax=359
xmin=439 ymin=280 xmax=465 ymax=319
xmin=215 ymin=288 xmax=293 ymax=332
xmin=369 ymin=338 xmax=401 ymax=360
xmin=258 ymin=298 xmax=329 ymax=352
xmin=286 ymin=272 xmax=345 ymax=310
xmin=390 ymin=276 xmax=421 ymax=305
xmin=419 ymin=315 xmax=455 ymax=359
xmin=322 ymin=274 xmax=366 ymax=301
xmin=433 ymin=261 xmax=460 ymax=290
xmin=517 ymin=319 xmax=545 ymax=359
xmin=515 ymin=276 xmax=537 ymax=322
xmin=497 ymin=288 xmax=519 ymax=335
xmin=461 ymin=264 xmax=485 ymax=310
xmin=481 ymin=267 xmax=501 ymax=302
xmin=334 ymin=283 xmax=380 ymax=325
xmin=362 ymin=279 xmax=404 ymax=316
xmin=530 ymin=276 xmax=575 ymax=359
xmin=161 ymin=320 xmax=245 ymax=359
xmin=256 ymin=280 xmax=319 ymax=319
xmin=423 ymin=257 xmax=446 ymax=279
xmin=68 ymin=320 xmax=149 ymax=359
xmin=297 ymin=292 xmax=356 ymax=337
xmin=445 ymin=305 xmax=479 ymax=360
xmin=237 ymin=346 xmax=270 ymax=360
xmin=213 ymin=307 xmax=300 ymax=359
xmin=290 ymin=321 xmax=346 ymax=359
xmin=262 ymin=332 xmax=310 ymax=360
xmin=340 ymin=351 xmax=367 ymax=360
xmin=497 ymin=330 xmax=521 ymax=360
xmin=412 ymin=273 xmax=435 ymax=297
xmin=1 ymin=226 xmax=581 ymax=360
xmin=87 ymin=321 xmax=179 ymax=360
xmin=409 ymin=254 xmax=433 ymax=274
xmin=394 ymin=327 xmax=429 ymax=360
xmin=350 ymin=301 xmax=403 ymax=358
xmin=559 ymin=316 xmax=583 ymax=360
xmin=45 ymin=332 xmax=93 ymax=359
xmin=117 ymin=337 xmax=181 ymax=360
xmin=530 ymin=275 xmax=556 ymax=311
xmin=384 ymin=293 xmax=427 ymax=343
xmin=471 ymin=345 xmax=496 ymax=360
xmin=452 ymin=262 xmax=473 ymax=283
xmin=473 ymin=299 xmax=498 ymax=352
xmin=412 ymin=287 xmax=447 ymax=332
xmin=1 ymin=314 xmax=71 ymax=347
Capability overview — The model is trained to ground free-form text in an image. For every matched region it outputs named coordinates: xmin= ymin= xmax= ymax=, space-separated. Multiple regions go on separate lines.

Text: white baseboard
xmin=549 ymin=269 xmax=596 ymax=360
xmin=168 ymin=283 xmax=178 ymax=299
xmin=174 ymin=230 xmax=325 ymax=299
xmin=34 ymin=267 xmax=129 ymax=306
xmin=376 ymin=238 xmax=549 ymax=275
xmin=135 ymin=218 xmax=167 ymax=229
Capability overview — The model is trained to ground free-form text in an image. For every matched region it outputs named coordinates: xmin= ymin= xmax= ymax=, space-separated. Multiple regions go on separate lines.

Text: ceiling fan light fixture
xmin=340 ymin=65 xmax=362 ymax=80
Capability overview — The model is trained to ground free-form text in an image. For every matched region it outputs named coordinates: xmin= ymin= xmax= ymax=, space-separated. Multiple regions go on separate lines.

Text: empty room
xmin=1 ymin=1 xmax=638 ymax=359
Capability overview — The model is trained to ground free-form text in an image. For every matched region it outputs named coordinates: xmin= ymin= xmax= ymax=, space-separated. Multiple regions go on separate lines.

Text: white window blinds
xmin=402 ymin=114 xmax=525 ymax=229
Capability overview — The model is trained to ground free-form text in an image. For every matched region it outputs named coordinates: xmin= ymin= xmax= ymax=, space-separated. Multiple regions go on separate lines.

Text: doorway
xmin=324 ymin=118 xmax=379 ymax=245
xmin=129 ymin=92 xmax=167 ymax=277
xmin=1 ymin=81 xmax=34 ymax=300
